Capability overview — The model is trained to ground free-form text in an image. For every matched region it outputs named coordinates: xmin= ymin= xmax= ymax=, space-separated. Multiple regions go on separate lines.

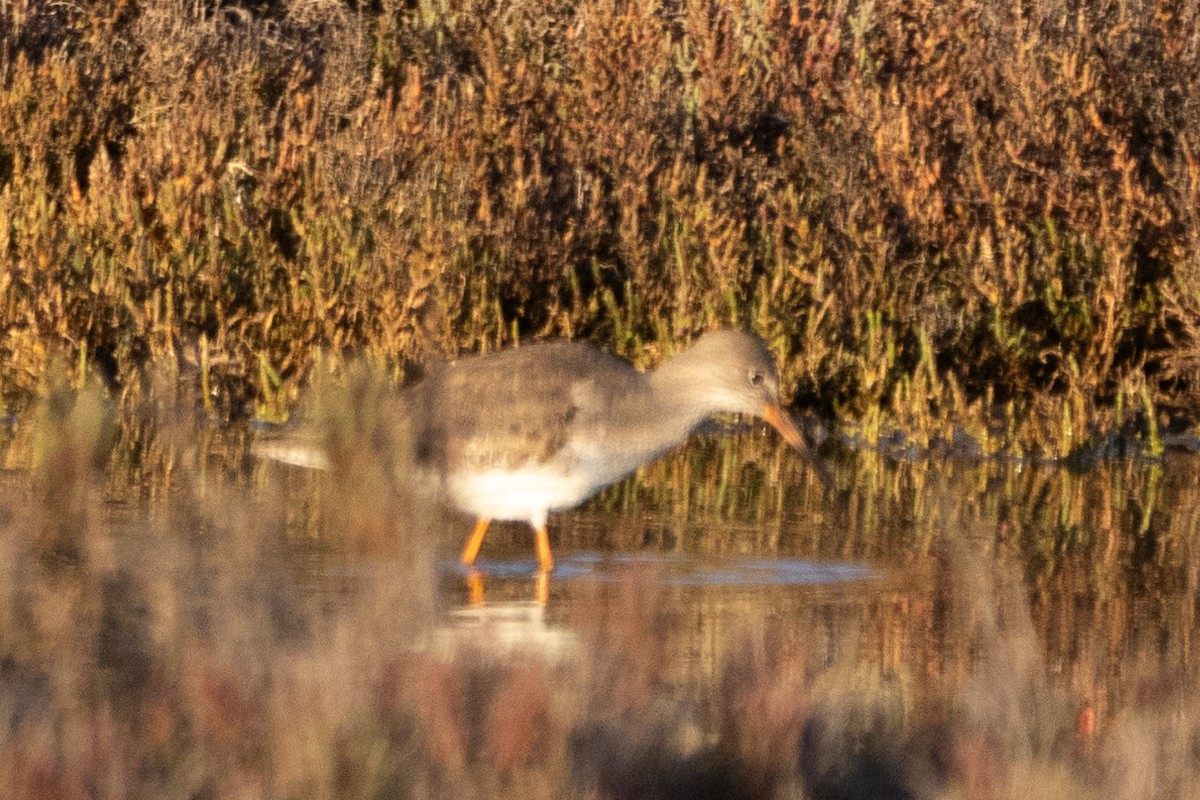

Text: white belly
xmin=442 ymin=427 xmax=675 ymax=530
xmin=445 ymin=463 xmax=600 ymax=528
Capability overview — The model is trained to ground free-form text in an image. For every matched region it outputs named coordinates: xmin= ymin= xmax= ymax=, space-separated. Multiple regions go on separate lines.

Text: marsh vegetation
xmin=5 ymin=1 xmax=1200 ymax=797
xmin=3 ymin=0 xmax=1200 ymax=454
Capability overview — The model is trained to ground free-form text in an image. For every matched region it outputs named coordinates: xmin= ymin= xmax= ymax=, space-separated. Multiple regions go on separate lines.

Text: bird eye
xmin=749 ymin=370 xmax=765 ymax=387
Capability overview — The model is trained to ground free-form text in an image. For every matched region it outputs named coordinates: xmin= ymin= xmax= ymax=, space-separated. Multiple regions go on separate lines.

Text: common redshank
xmin=258 ymin=331 xmax=816 ymax=572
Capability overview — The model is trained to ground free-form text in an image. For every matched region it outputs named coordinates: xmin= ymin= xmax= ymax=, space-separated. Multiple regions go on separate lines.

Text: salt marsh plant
xmin=3 ymin=0 xmax=1200 ymax=456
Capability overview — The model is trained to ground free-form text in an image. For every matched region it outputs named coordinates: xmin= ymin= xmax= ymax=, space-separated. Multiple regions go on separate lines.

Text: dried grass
xmin=1 ymin=0 xmax=1199 ymax=452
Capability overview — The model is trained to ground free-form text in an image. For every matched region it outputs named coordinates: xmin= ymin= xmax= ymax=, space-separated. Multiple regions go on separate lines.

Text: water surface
xmin=5 ymin=425 xmax=1199 ymax=796
xmin=276 ymin=435 xmax=1200 ymax=724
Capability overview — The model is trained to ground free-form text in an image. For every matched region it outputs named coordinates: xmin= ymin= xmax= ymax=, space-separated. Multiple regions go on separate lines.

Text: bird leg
xmin=534 ymin=524 xmax=554 ymax=572
xmin=465 ymin=570 xmax=485 ymax=606
xmin=461 ymin=517 xmax=491 ymax=565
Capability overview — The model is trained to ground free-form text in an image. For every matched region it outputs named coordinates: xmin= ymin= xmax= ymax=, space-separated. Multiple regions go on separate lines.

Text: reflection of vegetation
xmin=4 ymin=1 xmax=1200 ymax=453
xmin=4 ymin=383 xmax=1200 ymax=797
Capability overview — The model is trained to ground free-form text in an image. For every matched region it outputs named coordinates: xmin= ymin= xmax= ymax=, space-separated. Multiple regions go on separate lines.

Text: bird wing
xmin=405 ymin=342 xmax=641 ymax=472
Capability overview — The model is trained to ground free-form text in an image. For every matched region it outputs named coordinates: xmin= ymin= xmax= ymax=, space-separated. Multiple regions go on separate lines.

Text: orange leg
xmin=534 ymin=524 xmax=554 ymax=572
xmin=461 ymin=518 xmax=490 ymax=565
xmin=534 ymin=570 xmax=549 ymax=606
xmin=465 ymin=570 xmax=485 ymax=606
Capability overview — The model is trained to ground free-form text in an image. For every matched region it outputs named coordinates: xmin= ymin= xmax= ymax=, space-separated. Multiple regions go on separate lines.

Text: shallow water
xmin=5 ymin=424 xmax=1200 ymax=795
xmin=442 ymin=552 xmax=877 ymax=587
xmin=278 ymin=435 xmax=1200 ymax=719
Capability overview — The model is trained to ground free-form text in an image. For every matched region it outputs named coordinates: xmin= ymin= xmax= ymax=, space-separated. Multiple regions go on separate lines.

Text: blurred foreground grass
xmin=3 ymin=0 xmax=1200 ymax=455
xmin=3 ymin=379 xmax=1200 ymax=799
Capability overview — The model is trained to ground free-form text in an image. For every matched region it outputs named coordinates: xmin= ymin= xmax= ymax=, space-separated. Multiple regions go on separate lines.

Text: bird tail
xmin=250 ymin=433 xmax=331 ymax=471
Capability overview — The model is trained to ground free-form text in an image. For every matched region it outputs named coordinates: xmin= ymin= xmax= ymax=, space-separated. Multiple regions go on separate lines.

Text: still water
xmin=4 ymin=424 xmax=1198 ymax=797
xmin=278 ymin=433 xmax=1199 ymax=724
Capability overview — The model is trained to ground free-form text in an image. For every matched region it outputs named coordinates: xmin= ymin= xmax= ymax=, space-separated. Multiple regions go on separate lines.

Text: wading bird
xmin=257 ymin=331 xmax=820 ymax=573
